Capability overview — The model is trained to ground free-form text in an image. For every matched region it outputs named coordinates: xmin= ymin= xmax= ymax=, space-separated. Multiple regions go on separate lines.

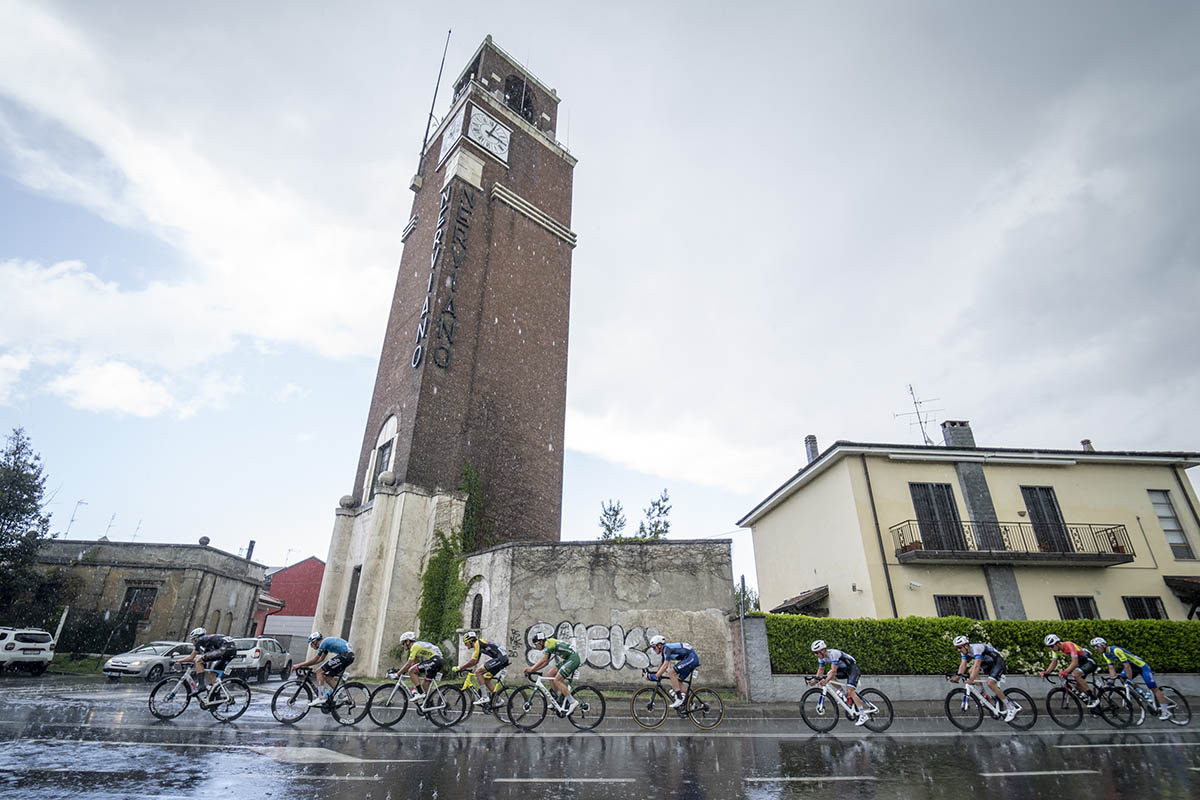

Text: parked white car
xmin=0 ymin=627 xmax=55 ymax=676
xmin=102 ymin=641 xmax=191 ymax=682
xmin=230 ymin=637 xmax=292 ymax=683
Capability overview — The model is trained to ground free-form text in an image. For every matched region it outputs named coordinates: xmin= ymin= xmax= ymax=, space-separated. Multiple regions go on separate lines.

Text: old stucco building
xmin=741 ymin=420 xmax=1200 ymax=621
xmin=37 ymin=538 xmax=265 ymax=643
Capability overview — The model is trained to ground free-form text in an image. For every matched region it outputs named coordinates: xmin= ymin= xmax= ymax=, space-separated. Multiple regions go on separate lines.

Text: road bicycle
xmin=457 ymin=666 xmax=512 ymax=724
xmin=148 ymin=663 xmax=251 ymax=722
xmin=507 ymin=671 xmax=606 ymax=731
xmin=269 ymin=666 xmax=370 ymax=725
xmin=798 ymin=675 xmax=894 ymax=733
xmin=1042 ymin=673 xmax=1128 ymax=730
xmin=943 ymin=673 xmax=1037 ymax=731
xmin=1099 ymin=675 xmax=1191 ymax=728
xmin=631 ymin=668 xmax=725 ymax=730
xmin=367 ymin=668 xmax=467 ymax=728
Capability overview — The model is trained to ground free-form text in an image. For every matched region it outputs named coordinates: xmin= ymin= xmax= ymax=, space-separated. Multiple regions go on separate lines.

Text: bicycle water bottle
xmin=1137 ymin=685 xmax=1153 ymax=704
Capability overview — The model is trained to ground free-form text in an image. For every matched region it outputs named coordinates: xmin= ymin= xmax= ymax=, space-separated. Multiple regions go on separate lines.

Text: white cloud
xmin=47 ymin=361 xmax=173 ymax=417
xmin=0 ymin=351 xmax=31 ymax=403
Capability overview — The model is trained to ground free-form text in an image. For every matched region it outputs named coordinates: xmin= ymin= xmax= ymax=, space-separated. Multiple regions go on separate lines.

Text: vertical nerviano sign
xmin=410 ymin=181 xmax=475 ymax=371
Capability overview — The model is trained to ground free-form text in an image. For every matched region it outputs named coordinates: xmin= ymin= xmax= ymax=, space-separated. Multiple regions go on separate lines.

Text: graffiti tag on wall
xmin=523 ymin=621 xmax=664 ymax=670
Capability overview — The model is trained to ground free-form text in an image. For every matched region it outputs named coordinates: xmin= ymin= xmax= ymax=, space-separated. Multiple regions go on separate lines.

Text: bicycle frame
xmin=387 ymin=669 xmax=453 ymax=714
xmin=644 ymin=668 xmax=695 ymax=713
xmin=526 ymin=672 xmax=573 ymax=715
xmin=808 ymin=677 xmax=867 ymax=716
xmin=953 ymin=676 xmax=1007 ymax=716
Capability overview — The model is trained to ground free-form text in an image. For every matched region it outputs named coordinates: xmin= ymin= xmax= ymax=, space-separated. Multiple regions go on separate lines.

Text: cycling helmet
xmin=463 ymin=631 xmax=478 ymax=642
xmin=952 ymin=635 xmax=970 ymax=647
xmin=188 ymin=627 xmax=206 ymax=641
xmin=810 ymin=639 xmax=827 ymax=652
xmin=400 ymin=631 xmax=416 ymax=643
xmin=308 ymin=631 xmax=323 ymax=644
xmin=531 ymin=631 xmax=547 ymax=643
xmin=649 ymin=635 xmax=666 ymax=647
xmin=1044 ymin=633 xmax=1061 ymax=647
xmin=1089 ymin=636 xmax=1107 ymax=651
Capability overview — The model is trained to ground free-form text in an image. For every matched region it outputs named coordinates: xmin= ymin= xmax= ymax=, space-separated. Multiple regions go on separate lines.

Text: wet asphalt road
xmin=0 ymin=675 xmax=1197 ymax=798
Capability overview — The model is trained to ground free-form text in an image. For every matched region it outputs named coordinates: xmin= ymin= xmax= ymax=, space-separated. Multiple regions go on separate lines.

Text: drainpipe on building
xmin=261 ymin=601 xmax=286 ymax=637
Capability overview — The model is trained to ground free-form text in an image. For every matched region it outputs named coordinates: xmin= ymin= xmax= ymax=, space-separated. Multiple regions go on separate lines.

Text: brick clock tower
xmin=312 ymin=37 xmax=577 ymax=672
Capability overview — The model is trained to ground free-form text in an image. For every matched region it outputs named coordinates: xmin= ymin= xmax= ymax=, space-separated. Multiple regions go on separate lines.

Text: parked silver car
xmin=102 ymin=641 xmax=191 ymax=682
xmin=229 ymin=637 xmax=292 ymax=683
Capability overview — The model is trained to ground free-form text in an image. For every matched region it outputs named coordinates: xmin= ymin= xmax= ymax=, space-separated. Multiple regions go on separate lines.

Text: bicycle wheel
xmin=368 ymin=683 xmax=408 ymax=727
xmin=568 ymin=686 xmax=606 ymax=731
xmin=858 ymin=688 xmax=893 ymax=733
xmin=687 ymin=688 xmax=725 ymax=730
xmin=1045 ymin=687 xmax=1083 ymax=730
xmin=331 ymin=682 xmax=371 ymax=725
xmin=209 ymin=678 xmax=252 ymax=722
xmin=799 ymin=687 xmax=839 ymax=733
xmin=428 ymin=685 xmax=467 ymax=728
xmin=631 ymin=687 xmax=669 ymax=729
xmin=944 ymin=688 xmax=983 ymax=731
xmin=1159 ymin=687 xmax=1191 ymax=726
xmin=508 ymin=686 xmax=548 ymax=731
xmin=148 ymin=676 xmax=192 ymax=720
xmin=1002 ymin=688 xmax=1037 ymax=730
xmin=490 ymin=687 xmax=512 ymax=724
xmin=271 ymin=679 xmax=314 ymax=724
xmin=1096 ymin=687 xmax=1134 ymax=728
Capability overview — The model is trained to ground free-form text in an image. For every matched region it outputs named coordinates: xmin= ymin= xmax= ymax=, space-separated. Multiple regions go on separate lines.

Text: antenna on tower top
xmin=418 ymin=29 xmax=453 ymax=177
xmin=893 ymin=384 xmax=943 ymax=446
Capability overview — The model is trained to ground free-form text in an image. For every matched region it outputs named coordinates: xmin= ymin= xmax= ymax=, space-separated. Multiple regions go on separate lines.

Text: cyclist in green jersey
xmin=524 ymin=631 xmax=580 ymax=715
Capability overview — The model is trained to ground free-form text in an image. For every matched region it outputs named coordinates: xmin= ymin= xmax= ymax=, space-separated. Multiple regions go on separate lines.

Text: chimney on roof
xmin=941 ymin=420 xmax=976 ymax=448
xmin=246 ymin=540 xmax=256 ymax=561
xmin=804 ymin=435 xmax=819 ymax=464
xmin=1081 ymin=439 xmax=1095 ymax=452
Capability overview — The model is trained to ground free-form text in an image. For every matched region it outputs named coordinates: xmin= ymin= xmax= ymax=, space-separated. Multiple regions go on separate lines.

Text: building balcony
xmin=889 ymin=520 xmax=1135 ymax=567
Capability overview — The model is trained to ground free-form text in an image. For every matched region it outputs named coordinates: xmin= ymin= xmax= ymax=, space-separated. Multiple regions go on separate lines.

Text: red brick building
xmin=261 ymin=557 xmax=325 ymax=659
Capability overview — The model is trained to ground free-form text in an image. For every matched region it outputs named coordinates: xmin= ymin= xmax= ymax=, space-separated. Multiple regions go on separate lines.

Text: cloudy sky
xmin=2 ymin=1 xmax=1198 ymax=588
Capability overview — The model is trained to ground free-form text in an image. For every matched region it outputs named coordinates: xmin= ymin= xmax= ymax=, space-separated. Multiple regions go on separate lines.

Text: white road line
xmin=16 ymin=739 xmax=425 ymax=763
xmin=494 ymin=778 xmax=636 ymax=783
xmin=980 ymin=770 xmax=1099 ymax=778
xmin=1056 ymin=742 xmax=1200 ymax=749
xmin=746 ymin=776 xmax=877 ymax=783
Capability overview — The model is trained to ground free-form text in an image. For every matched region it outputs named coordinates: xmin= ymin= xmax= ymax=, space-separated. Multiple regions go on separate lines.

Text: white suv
xmin=230 ymin=637 xmax=292 ymax=683
xmin=0 ymin=627 xmax=55 ymax=676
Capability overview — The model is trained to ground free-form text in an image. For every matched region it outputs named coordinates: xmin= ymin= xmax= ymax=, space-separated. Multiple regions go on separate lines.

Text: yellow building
xmin=739 ymin=421 xmax=1200 ymax=621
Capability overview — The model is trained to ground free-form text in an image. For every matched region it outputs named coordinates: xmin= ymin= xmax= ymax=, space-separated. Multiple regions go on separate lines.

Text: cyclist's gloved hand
xmin=1059 ymin=669 xmax=1070 ymax=678
xmin=647 ymin=673 xmax=658 ymax=681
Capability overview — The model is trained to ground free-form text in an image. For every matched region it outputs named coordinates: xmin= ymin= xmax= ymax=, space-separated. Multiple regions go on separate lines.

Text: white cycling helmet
xmin=400 ymin=631 xmax=416 ymax=643
xmin=810 ymin=639 xmax=827 ymax=652
xmin=1044 ymin=633 xmax=1061 ymax=647
xmin=531 ymin=630 xmax=547 ymax=643
xmin=1089 ymin=636 xmax=1107 ymax=650
xmin=649 ymin=635 xmax=666 ymax=647
xmin=308 ymin=631 xmax=323 ymax=644
xmin=188 ymin=627 xmax=206 ymax=641
xmin=952 ymin=635 xmax=970 ymax=647
xmin=463 ymin=631 xmax=478 ymax=641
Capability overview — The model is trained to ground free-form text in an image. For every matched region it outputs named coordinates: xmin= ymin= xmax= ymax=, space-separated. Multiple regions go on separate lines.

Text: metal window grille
xmin=1054 ymin=595 xmax=1099 ymax=620
xmin=934 ymin=595 xmax=988 ymax=619
xmin=1122 ymin=596 xmax=1168 ymax=620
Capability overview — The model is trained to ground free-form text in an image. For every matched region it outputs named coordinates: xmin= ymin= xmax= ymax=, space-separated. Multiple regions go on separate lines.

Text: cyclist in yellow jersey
xmin=1091 ymin=636 xmax=1171 ymax=720
xmin=525 ymin=631 xmax=580 ymax=715
xmin=395 ymin=631 xmax=444 ymax=704
xmin=458 ymin=631 xmax=510 ymax=707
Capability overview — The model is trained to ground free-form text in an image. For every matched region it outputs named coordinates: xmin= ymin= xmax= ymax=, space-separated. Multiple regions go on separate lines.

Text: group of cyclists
xmin=807 ymin=632 xmax=1177 ymax=725
xmin=172 ymin=624 xmax=703 ymax=720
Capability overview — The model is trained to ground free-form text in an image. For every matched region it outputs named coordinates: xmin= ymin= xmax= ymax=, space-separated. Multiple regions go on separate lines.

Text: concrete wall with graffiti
xmin=461 ymin=539 xmax=736 ymax=689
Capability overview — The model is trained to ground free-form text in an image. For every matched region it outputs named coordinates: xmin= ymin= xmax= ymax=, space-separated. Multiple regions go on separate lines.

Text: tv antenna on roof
xmin=893 ymin=384 xmax=943 ymax=446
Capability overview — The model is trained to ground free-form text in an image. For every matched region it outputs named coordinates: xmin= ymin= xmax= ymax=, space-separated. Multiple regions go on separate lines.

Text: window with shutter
xmin=934 ymin=595 xmax=988 ymax=619
xmin=1148 ymin=490 xmax=1194 ymax=559
xmin=1054 ymin=596 xmax=1099 ymax=619
xmin=1122 ymin=596 xmax=1167 ymax=620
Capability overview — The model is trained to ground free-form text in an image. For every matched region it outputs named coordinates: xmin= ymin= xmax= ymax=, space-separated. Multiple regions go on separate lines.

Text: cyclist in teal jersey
xmin=525 ymin=631 xmax=580 ymax=715
xmin=1090 ymin=637 xmax=1171 ymax=720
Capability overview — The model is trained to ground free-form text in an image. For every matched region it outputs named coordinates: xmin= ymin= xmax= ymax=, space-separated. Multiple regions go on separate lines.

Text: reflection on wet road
xmin=1 ymin=676 xmax=1196 ymax=798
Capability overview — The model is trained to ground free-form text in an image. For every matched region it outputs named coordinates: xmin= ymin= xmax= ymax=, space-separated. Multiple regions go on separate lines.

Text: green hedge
xmin=762 ymin=612 xmax=1200 ymax=675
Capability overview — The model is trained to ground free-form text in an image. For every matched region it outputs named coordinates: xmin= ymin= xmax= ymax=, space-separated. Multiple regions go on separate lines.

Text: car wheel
xmin=107 ymin=675 xmax=120 ymax=683
xmin=28 ymin=663 xmax=47 ymax=677
xmin=257 ymin=664 xmax=269 ymax=684
xmin=145 ymin=664 xmax=164 ymax=683
xmin=280 ymin=661 xmax=292 ymax=680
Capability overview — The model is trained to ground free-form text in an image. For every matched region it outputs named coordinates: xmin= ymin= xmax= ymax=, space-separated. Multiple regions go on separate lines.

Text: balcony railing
xmin=889 ymin=520 xmax=1135 ymax=566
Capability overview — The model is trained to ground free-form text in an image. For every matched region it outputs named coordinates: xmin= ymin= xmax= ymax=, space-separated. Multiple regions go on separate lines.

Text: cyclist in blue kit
xmin=296 ymin=631 xmax=356 ymax=707
xmin=648 ymin=635 xmax=700 ymax=708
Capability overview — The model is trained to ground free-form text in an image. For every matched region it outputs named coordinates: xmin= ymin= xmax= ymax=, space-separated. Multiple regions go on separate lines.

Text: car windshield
xmin=234 ymin=638 xmax=257 ymax=650
xmin=129 ymin=644 xmax=172 ymax=655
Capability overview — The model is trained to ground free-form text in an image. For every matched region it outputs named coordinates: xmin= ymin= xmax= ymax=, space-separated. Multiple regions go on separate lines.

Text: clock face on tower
xmin=438 ymin=106 xmax=466 ymax=163
xmin=467 ymin=105 xmax=511 ymax=162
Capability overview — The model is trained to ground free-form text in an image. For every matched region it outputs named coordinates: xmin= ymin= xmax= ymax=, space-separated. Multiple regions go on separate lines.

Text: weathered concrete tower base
xmin=312 ymin=479 xmax=464 ymax=676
